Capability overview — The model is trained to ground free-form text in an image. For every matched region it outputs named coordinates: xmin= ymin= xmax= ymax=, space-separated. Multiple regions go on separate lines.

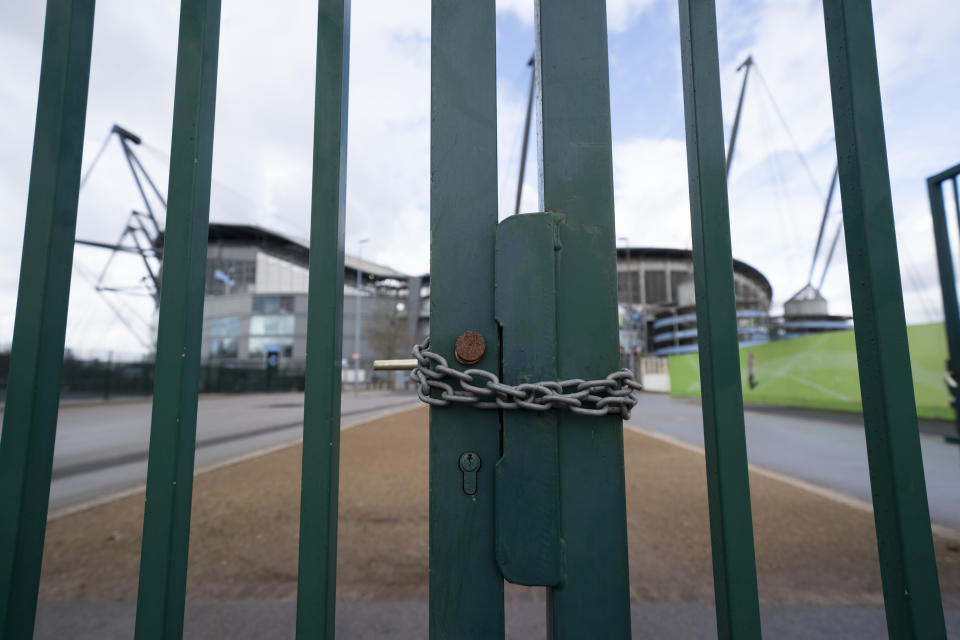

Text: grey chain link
xmin=409 ymin=339 xmax=642 ymax=419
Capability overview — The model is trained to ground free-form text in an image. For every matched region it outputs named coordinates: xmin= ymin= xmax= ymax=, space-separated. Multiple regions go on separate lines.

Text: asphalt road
xmin=6 ymin=390 xmax=419 ymax=512
xmin=627 ymin=393 xmax=960 ymax=530
xmin=6 ymin=389 xmax=957 ymax=531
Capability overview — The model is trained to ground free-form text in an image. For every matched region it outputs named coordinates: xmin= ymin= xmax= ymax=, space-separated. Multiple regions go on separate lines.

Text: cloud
xmin=497 ymin=0 xmax=658 ymax=33
xmin=1 ymin=0 xmax=956 ymax=353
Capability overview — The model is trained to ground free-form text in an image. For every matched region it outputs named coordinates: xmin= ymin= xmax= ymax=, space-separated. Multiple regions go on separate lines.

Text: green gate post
xmin=430 ymin=0 xmax=505 ymax=637
xmin=134 ymin=1 xmax=221 ymax=637
xmin=676 ymin=1 xmax=762 ymax=637
xmin=927 ymin=166 xmax=960 ymax=437
xmin=822 ymin=3 xmax=946 ymax=638
xmin=0 ymin=1 xmax=96 ymax=635
xmin=536 ymin=0 xmax=632 ymax=635
xmin=295 ymin=0 xmax=351 ymax=637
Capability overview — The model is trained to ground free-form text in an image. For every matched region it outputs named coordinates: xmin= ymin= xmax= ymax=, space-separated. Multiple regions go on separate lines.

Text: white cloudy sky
xmin=1 ymin=1 xmax=958 ymax=356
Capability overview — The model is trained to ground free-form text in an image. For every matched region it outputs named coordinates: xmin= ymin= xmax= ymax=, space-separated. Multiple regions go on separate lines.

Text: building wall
xmin=615 ymin=253 xmax=772 ymax=356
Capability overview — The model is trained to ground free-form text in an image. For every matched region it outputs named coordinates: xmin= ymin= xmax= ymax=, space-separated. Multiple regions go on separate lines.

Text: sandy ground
xmin=38 ymin=407 xmax=960 ymax=608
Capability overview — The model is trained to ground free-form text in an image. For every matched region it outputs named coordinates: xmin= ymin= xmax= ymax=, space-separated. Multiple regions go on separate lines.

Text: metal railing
xmin=928 ymin=162 xmax=960 ymax=441
xmin=0 ymin=1 xmax=946 ymax=639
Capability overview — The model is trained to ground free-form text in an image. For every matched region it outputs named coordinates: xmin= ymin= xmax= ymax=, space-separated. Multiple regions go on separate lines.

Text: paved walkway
xmin=31 ymin=390 xmax=419 ymax=511
xmin=628 ymin=393 xmax=960 ymax=529
xmin=35 ymin=601 xmax=960 ymax=639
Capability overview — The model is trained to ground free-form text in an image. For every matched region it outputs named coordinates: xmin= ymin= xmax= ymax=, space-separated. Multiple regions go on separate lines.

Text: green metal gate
xmin=928 ymin=162 xmax=960 ymax=440
xmin=0 ymin=0 xmax=946 ymax=639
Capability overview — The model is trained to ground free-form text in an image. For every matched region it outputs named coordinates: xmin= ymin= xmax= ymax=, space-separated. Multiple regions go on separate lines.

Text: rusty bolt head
xmin=454 ymin=331 xmax=485 ymax=366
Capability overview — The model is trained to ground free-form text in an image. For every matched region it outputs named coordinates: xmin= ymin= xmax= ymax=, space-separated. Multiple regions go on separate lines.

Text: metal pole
xmin=0 ymin=2 xmax=96 ymax=635
xmin=353 ymin=238 xmax=368 ymax=395
xmin=808 ymin=165 xmax=839 ymax=285
xmin=134 ymin=1 xmax=221 ymax=637
xmin=430 ymin=1 xmax=504 ymax=635
xmin=928 ymin=172 xmax=960 ymax=440
xmin=295 ymin=0 xmax=351 ymax=633
xmin=823 ymin=2 xmax=945 ymax=636
xmin=514 ymin=55 xmax=536 ymax=215
xmin=677 ymin=0 xmax=761 ymax=636
xmin=536 ymin=0 xmax=632 ymax=634
xmin=725 ymin=55 xmax=753 ymax=176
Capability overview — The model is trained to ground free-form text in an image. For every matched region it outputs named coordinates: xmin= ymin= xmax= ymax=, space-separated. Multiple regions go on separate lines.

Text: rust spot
xmin=455 ymin=331 xmax=485 ymax=366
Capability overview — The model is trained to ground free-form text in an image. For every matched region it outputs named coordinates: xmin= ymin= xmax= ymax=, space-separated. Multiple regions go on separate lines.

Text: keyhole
xmin=458 ymin=451 xmax=481 ymax=495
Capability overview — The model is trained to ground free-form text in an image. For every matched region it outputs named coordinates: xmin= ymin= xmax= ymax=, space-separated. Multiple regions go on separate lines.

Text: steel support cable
xmin=73 ymin=262 xmax=153 ymax=350
xmin=753 ymin=64 xmax=825 ymax=200
xmin=139 ymin=140 xmax=280 ymax=221
xmin=754 ymin=87 xmax=802 ymax=268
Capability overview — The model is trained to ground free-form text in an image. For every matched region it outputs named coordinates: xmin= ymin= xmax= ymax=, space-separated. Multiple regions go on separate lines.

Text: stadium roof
xmin=616 ymin=246 xmax=772 ymax=302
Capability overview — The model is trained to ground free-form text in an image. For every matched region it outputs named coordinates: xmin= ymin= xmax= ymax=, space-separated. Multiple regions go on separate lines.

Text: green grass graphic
xmin=668 ymin=322 xmax=953 ymax=420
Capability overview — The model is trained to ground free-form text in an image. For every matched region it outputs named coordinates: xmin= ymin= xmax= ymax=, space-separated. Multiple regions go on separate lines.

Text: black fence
xmin=0 ymin=354 xmax=305 ymax=403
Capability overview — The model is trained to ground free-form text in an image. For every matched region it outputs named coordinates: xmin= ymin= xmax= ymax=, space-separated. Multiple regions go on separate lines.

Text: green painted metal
xmin=927 ymin=168 xmax=960 ymax=435
xmin=494 ymin=213 xmax=563 ymax=588
xmin=133 ymin=1 xmax=221 ymax=638
xmin=0 ymin=2 xmax=96 ymax=636
xmin=535 ymin=0 xmax=631 ymax=635
xmin=822 ymin=2 xmax=946 ymax=638
xmin=295 ymin=0 xmax=351 ymax=637
xmin=676 ymin=1 xmax=762 ymax=637
xmin=429 ymin=0 xmax=504 ymax=637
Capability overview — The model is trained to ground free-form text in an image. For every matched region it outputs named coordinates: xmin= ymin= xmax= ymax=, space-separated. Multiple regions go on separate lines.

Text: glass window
xmin=252 ymin=294 xmax=295 ymax=314
xmin=209 ymin=316 xmax=241 ymax=337
xmin=248 ymin=336 xmax=294 ymax=357
xmin=249 ymin=315 xmax=295 ymax=336
xmin=211 ymin=337 xmax=238 ymax=358
xmin=617 ymin=271 xmax=640 ymax=303
xmin=669 ymin=271 xmax=692 ymax=303
xmin=644 ymin=270 xmax=667 ymax=304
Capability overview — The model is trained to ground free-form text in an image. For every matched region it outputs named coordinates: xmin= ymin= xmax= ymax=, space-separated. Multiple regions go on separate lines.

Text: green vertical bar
xmin=430 ymin=0 xmax=504 ymax=637
xmin=295 ymin=0 xmax=350 ymax=637
xmin=535 ymin=1 xmax=631 ymax=636
xmin=676 ymin=1 xmax=762 ymax=638
xmin=133 ymin=1 xmax=221 ymax=638
xmin=927 ymin=173 xmax=960 ymax=435
xmin=822 ymin=3 xmax=946 ymax=637
xmin=0 ymin=1 xmax=95 ymax=636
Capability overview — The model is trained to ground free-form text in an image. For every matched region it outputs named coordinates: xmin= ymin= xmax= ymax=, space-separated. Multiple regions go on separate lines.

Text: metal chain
xmin=409 ymin=339 xmax=642 ymax=419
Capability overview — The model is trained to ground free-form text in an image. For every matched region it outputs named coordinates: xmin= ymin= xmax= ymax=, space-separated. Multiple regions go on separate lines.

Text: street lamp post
xmin=354 ymin=238 xmax=369 ymax=395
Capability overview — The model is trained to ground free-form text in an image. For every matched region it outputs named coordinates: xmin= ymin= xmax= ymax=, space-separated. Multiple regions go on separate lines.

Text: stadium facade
xmin=198 ymin=223 xmax=428 ymax=385
xmin=193 ymin=227 xmax=781 ymax=380
xmin=616 ymin=247 xmax=773 ymax=357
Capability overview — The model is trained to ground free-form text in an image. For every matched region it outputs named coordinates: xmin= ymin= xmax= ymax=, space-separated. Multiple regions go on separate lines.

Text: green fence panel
xmin=676 ymin=1 xmax=762 ymax=637
xmin=295 ymin=0 xmax=351 ymax=637
xmin=429 ymin=1 xmax=505 ymax=637
xmin=536 ymin=0 xmax=632 ymax=635
xmin=822 ymin=2 xmax=946 ymax=637
xmin=0 ymin=1 xmax=96 ymax=636
xmin=133 ymin=1 xmax=221 ymax=638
